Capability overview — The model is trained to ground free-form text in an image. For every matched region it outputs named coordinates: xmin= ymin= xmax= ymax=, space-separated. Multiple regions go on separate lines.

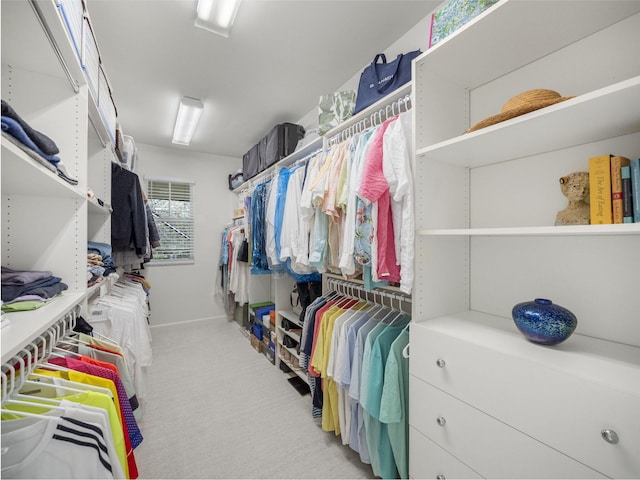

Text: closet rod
xmin=241 ymin=147 xmax=325 ymax=195
xmin=328 ymin=93 xmax=412 ymax=145
xmin=326 ymin=277 xmax=411 ymax=313
xmin=1 ymin=306 xmax=79 ymax=406
xmin=29 ymin=0 xmax=80 ymax=94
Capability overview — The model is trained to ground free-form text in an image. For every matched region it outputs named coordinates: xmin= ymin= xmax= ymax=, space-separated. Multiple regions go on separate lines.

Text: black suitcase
xmin=242 ymin=143 xmax=261 ymax=179
xmin=258 ymin=135 xmax=268 ymax=171
xmin=261 ymin=123 xmax=305 ymax=170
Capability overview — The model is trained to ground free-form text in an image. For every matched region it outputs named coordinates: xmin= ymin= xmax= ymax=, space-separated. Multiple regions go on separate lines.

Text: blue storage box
xmin=252 ymin=323 xmax=263 ymax=341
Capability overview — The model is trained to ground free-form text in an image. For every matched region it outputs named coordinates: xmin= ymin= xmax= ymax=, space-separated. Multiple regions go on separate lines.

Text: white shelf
xmin=278 ymin=309 xmax=301 ymax=325
xmin=418 ymin=224 xmax=640 ymax=237
xmin=282 ymin=345 xmax=300 ymax=360
xmin=86 ymin=273 xmax=117 ymax=301
xmin=1 ymin=139 xmax=84 ymax=200
xmin=416 ymin=77 xmax=640 ymax=167
xmin=88 ymin=196 xmax=112 ymax=215
xmin=415 ymin=0 xmax=640 ymax=90
xmin=88 ymin=89 xmax=112 ymax=149
xmin=278 ymin=355 xmax=308 ymax=385
xmin=1 ymin=292 xmax=84 ymax=364
xmin=279 ymin=328 xmax=301 ymax=343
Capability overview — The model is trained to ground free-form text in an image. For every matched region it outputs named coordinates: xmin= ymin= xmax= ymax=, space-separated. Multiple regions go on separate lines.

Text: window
xmin=146 ymin=178 xmax=195 ymax=263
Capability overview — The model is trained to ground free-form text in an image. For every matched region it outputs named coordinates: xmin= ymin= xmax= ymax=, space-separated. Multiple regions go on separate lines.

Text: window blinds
xmin=147 ymin=179 xmax=195 ymax=262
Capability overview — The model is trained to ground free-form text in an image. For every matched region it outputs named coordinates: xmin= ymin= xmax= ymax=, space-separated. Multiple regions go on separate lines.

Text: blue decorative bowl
xmin=512 ymin=298 xmax=577 ymax=346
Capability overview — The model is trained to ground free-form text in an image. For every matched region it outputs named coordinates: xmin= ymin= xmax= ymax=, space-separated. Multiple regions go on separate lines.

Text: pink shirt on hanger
xmin=358 ymin=117 xmax=401 ymax=283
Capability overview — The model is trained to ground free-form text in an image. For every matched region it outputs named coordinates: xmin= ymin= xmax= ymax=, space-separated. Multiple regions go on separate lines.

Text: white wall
xmin=134 ymin=142 xmax=241 ymax=326
xmin=296 ymin=13 xmax=434 ymax=132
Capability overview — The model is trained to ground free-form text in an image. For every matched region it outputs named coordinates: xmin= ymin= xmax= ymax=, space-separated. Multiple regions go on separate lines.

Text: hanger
xmin=0 ymin=366 xmax=67 ymax=419
xmin=63 ymin=332 xmax=92 ymax=347
xmin=25 ymin=372 xmax=89 ymax=397
xmin=1 ymin=405 xmax=60 ymax=421
xmin=2 ymin=350 xmax=72 ymax=409
xmin=322 ymin=288 xmax=341 ymax=302
xmin=52 ymin=344 xmax=81 ymax=358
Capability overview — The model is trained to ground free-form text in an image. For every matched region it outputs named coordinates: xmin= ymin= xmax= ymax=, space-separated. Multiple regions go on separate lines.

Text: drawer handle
xmin=436 ymin=358 xmax=446 ymax=368
xmin=436 ymin=416 xmax=446 ymax=427
xmin=436 ymin=475 xmax=446 ymax=480
xmin=601 ymin=429 xmax=619 ymax=444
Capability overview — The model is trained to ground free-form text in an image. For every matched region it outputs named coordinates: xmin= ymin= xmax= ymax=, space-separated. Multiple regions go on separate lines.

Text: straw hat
xmin=466 ymin=89 xmax=574 ymax=133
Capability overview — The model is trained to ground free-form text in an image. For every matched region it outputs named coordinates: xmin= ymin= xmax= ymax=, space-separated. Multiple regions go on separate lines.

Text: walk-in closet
xmin=2 ymin=0 xmax=640 ymax=479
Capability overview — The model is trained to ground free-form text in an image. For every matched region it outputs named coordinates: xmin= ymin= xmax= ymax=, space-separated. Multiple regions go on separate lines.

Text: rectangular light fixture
xmin=172 ymin=96 xmax=203 ymax=146
xmin=195 ymin=0 xmax=242 ymax=37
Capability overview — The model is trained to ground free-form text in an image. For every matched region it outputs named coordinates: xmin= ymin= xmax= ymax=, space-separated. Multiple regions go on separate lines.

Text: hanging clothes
xmin=1 ymin=326 xmax=145 ymax=479
xmin=250 ymin=182 xmax=271 ymax=274
xmin=358 ymin=117 xmax=401 ymax=285
xmin=382 ymin=111 xmax=414 ymax=294
xmin=111 ymin=164 xmax=147 ymax=263
xmin=301 ymin=282 xmax=412 ymax=477
xmin=86 ymin=280 xmax=152 ymax=404
xmin=379 ymin=327 xmax=410 ymax=479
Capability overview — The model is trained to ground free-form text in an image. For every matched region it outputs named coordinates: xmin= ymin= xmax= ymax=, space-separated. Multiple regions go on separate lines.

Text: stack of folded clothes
xmin=88 ymin=241 xmax=116 ymax=278
xmin=87 ymin=252 xmax=105 ymax=287
xmin=1 ymin=99 xmax=78 ymax=185
xmin=1 ymin=266 xmax=68 ymax=312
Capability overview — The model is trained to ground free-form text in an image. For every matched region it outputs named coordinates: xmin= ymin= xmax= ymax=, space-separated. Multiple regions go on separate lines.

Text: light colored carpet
xmin=133 ymin=318 xmax=375 ymax=479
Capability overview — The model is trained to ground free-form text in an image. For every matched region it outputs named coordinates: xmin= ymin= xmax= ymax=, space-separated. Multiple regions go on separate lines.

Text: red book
xmin=610 ymin=155 xmax=630 ymax=224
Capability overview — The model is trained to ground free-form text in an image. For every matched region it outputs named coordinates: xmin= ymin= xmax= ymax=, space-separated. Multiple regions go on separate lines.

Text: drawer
xmin=410 ymin=376 xmax=603 ymax=479
xmin=410 ymin=319 xmax=640 ymax=478
xmin=409 ymin=426 xmax=481 ymax=480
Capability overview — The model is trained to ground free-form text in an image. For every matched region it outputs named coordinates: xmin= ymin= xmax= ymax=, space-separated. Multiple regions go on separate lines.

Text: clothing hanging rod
xmin=328 ymin=93 xmax=412 ymax=145
xmin=326 ymin=276 xmax=411 ymax=313
xmin=241 ymin=147 xmax=325 ymax=195
xmin=1 ymin=306 xmax=79 ymax=406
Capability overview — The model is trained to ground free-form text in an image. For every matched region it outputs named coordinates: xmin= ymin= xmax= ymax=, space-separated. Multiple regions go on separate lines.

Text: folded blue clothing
xmin=1 ymin=266 xmax=53 ymax=286
xmin=88 ymin=241 xmax=112 ymax=258
xmin=1 ymin=100 xmax=59 ymax=155
xmin=24 ymin=281 xmax=68 ymax=299
xmin=1 ymin=275 xmax=62 ymax=302
xmin=1 ymin=116 xmax=60 ymax=165
xmin=88 ymin=241 xmax=115 ymax=268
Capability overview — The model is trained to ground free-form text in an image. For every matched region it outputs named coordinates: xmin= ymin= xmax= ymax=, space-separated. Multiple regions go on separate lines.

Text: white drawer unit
xmin=409 ymin=426 xmax=481 ymax=480
xmin=409 ymin=316 xmax=640 ymax=478
xmin=410 ymin=376 xmax=604 ymax=479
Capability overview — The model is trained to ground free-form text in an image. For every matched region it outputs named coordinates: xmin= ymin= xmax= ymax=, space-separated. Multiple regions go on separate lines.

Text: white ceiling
xmin=86 ymin=0 xmax=440 ymax=159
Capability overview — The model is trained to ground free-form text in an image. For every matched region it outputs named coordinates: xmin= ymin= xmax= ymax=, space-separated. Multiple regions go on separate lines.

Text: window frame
xmin=145 ymin=176 xmax=195 ymax=266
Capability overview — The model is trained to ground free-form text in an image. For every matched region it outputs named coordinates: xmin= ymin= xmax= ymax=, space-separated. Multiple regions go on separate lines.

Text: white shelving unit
xmin=409 ymin=1 xmax=640 ymax=478
xmin=275 ymin=309 xmax=308 ymax=384
xmin=1 ymin=0 xmax=118 ymax=365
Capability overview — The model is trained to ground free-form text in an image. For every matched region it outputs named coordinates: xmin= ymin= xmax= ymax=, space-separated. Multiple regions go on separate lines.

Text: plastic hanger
xmin=1 ymin=406 xmax=59 ymax=421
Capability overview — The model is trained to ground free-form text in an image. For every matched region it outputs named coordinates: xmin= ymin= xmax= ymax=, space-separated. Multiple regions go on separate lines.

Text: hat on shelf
xmin=466 ymin=89 xmax=574 ymax=133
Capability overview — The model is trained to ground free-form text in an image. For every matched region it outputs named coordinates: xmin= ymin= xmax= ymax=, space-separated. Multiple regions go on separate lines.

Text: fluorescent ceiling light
xmin=195 ymin=0 xmax=242 ymax=37
xmin=172 ymin=96 xmax=203 ymax=146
